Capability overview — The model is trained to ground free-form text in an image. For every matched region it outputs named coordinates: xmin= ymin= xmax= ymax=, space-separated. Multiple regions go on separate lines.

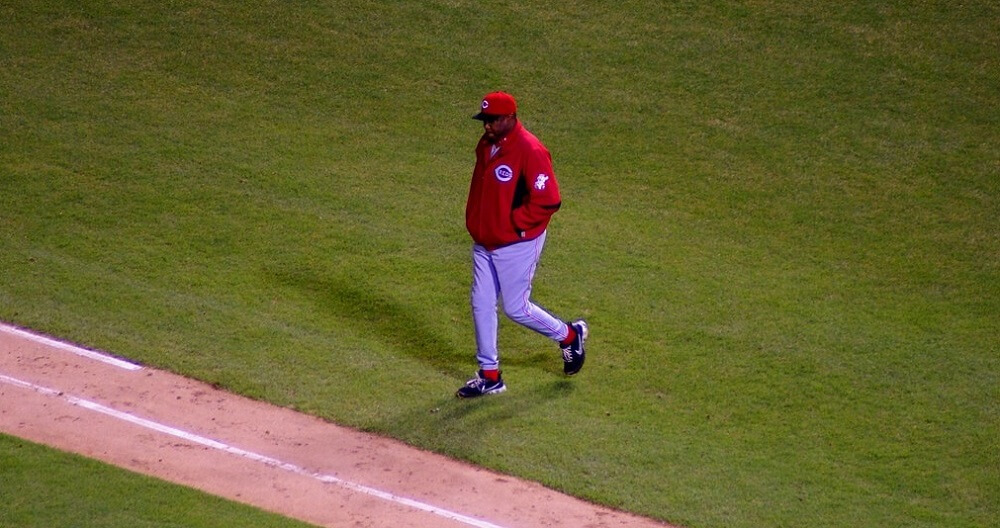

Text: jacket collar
xmin=482 ymin=120 xmax=523 ymax=153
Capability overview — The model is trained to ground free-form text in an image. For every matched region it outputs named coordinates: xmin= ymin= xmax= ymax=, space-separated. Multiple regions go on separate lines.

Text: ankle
xmin=559 ymin=324 xmax=577 ymax=347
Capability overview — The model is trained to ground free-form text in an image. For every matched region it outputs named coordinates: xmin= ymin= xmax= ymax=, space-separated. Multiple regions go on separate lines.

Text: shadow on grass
xmin=268 ymin=265 xmax=469 ymax=377
xmin=443 ymin=378 xmax=576 ymax=420
xmin=267 ymin=264 xmax=566 ymax=378
xmin=378 ymin=378 xmax=578 ymax=456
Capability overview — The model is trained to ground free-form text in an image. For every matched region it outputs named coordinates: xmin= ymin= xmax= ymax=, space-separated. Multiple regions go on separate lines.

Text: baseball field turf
xmin=2 ymin=1 xmax=998 ymax=527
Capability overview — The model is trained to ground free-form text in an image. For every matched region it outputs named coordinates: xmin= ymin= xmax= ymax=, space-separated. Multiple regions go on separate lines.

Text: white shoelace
xmin=562 ymin=347 xmax=576 ymax=362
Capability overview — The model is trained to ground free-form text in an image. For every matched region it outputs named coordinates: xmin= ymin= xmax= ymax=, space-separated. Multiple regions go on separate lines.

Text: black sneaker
xmin=561 ymin=320 xmax=588 ymax=375
xmin=455 ymin=370 xmax=507 ymax=398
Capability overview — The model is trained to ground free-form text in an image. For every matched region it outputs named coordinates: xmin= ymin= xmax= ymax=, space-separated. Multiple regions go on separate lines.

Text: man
xmin=456 ymin=91 xmax=588 ymax=398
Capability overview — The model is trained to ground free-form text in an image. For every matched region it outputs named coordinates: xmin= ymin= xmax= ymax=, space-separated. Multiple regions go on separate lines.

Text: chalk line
xmin=0 ymin=373 xmax=506 ymax=528
xmin=0 ymin=323 xmax=142 ymax=371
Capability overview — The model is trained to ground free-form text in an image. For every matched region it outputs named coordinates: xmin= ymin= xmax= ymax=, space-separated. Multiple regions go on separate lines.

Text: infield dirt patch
xmin=0 ymin=324 xmax=673 ymax=528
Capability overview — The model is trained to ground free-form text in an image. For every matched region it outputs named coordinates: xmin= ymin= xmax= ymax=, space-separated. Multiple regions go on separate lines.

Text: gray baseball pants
xmin=471 ymin=231 xmax=570 ymax=371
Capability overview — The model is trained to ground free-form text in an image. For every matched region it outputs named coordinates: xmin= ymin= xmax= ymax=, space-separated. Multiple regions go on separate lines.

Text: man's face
xmin=482 ymin=114 xmax=516 ymax=143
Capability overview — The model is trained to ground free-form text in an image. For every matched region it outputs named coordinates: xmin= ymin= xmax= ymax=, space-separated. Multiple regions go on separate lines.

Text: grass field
xmin=1 ymin=1 xmax=998 ymax=527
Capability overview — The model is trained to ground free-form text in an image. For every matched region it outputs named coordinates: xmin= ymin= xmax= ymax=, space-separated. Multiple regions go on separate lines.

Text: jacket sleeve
xmin=511 ymin=146 xmax=562 ymax=232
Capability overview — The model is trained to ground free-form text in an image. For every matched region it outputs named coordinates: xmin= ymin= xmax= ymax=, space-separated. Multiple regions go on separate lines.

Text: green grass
xmin=0 ymin=434 xmax=317 ymax=528
xmin=2 ymin=1 xmax=998 ymax=527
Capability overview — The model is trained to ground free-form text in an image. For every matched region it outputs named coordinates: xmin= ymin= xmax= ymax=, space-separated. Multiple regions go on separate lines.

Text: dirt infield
xmin=0 ymin=324 xmax=673 ymax=528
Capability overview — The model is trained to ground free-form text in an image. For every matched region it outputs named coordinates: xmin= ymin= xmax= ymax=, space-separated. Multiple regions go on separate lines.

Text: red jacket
xmin=466 ymin=122 xmax=562 ymax=250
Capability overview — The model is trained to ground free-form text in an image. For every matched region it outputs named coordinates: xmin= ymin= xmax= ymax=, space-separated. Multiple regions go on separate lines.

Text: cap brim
xmin=472 ymin=112 xmax=511 ymax=121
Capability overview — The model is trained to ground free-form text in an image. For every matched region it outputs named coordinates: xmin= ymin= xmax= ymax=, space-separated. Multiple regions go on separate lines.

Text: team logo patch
xmin=534 ymin=173 xmax=549 ymax=190
xmin=494 ymin=164 xmax=514 ymax=182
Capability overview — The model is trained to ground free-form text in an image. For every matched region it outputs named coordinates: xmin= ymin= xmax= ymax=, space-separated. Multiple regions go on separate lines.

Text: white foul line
xmin=0 ymin=323 xmax=142 ymax=371
xmin=0 ymin=373 xmax=507 ymax=528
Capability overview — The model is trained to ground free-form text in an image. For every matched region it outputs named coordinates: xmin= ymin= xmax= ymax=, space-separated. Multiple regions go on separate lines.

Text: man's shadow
xmin=267 ymin=263 xmax=559 ymax=378
xmin=375 ymin=378 xmax=577 ymax=458
xmin=268 ymin=264 xmax=469 ymax=377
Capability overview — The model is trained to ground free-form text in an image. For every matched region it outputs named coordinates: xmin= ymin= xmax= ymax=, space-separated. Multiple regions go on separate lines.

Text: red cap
xmin=473 ymin=91 xmax=517 ymax=120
